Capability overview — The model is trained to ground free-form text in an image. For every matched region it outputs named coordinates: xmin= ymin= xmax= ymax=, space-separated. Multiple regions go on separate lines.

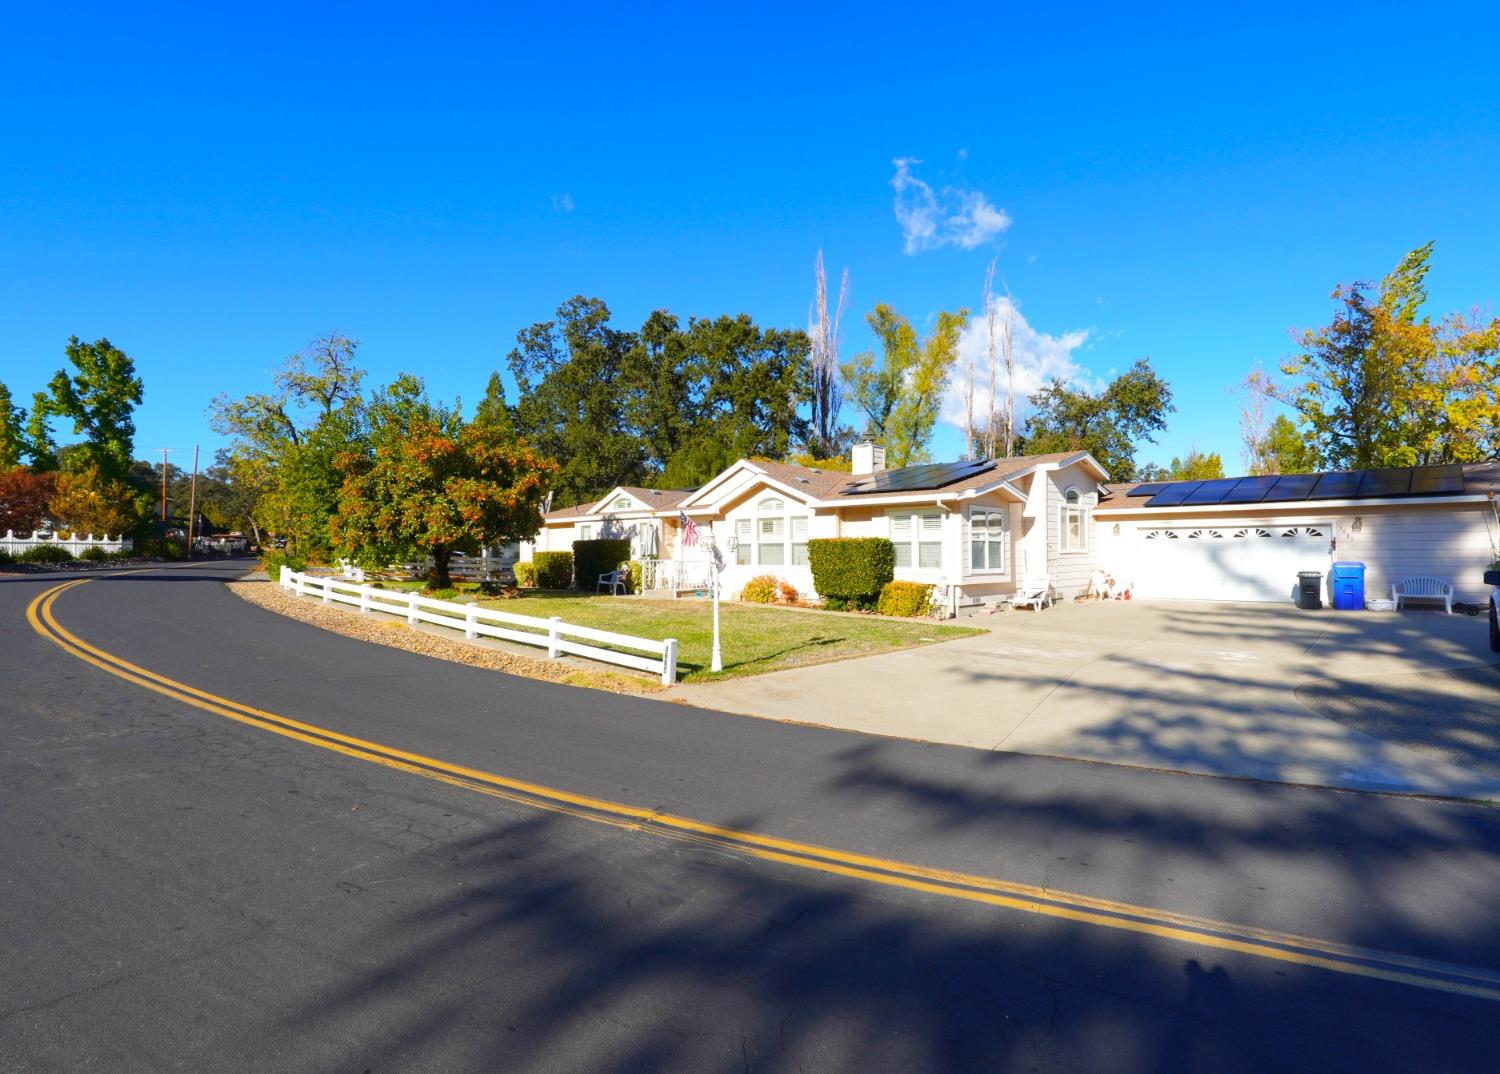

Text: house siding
xmin=1045 ymin=462 xmax=1101 ymax=597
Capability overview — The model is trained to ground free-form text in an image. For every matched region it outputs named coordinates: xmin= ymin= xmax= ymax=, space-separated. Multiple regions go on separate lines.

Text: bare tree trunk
xmin=808 ymin=251 xmax=850 ymax=458
xmin=983 ymin=260 xmax=998 ymax=459
xmin=1239 ymin=366 xmax=1274 ymax=474
xmin=1002 ymin=295 xmax=1015 ymax=457
xmin=432 ymin=545 xmax=452 ymax=590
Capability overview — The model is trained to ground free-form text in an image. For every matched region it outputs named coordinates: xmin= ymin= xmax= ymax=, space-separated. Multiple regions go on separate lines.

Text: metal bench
xmin=1391 ymin=576 xmax=1454 ymax=614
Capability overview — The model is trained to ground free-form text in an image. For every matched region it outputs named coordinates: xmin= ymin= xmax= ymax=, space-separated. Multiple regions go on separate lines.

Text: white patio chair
xmin=1011 ymin=575 xmax=1054 ymax=611
xmin=597 ymin=568 xmax=626 ymax=595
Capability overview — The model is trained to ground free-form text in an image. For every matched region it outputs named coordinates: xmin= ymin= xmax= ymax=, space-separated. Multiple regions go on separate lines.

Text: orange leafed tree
xmin=332 ymin=414 xmax=556 ymax=589
xmin=0 ymin=467 xmax=57 ymax=534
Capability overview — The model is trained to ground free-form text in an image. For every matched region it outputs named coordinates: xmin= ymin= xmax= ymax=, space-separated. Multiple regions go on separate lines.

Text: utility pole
xmin=157 ymin=448 xmax=174 ymax=522
xmin=185 ymin=445 xmax=200 ymax=557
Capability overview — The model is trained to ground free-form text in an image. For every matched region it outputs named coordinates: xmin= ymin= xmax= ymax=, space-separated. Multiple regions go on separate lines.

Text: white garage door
xmin=1134 ymin=524 xmax=1332 ymax=602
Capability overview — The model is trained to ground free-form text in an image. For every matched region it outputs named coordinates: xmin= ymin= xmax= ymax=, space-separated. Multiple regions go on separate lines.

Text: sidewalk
xmin=666 ymin=599 xmax=1500 ymax=801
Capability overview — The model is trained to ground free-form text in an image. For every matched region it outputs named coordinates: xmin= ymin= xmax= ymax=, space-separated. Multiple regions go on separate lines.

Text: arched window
xmin=613 ymin=496 xmax=634 ymax=511
xmin=1060 ymin=487 xmax=1088 ymax=552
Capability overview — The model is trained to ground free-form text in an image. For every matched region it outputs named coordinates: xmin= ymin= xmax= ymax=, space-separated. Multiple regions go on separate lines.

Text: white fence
xmin=1 ymin=530 xmax=132 ymax=555
xmin=280 ymin=567 xmax=679 ymax=685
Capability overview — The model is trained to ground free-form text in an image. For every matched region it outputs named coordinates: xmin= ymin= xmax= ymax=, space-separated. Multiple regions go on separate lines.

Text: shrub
xmin=0 ymin=549 xmax=14 ymax=567
xmin=739 ymin=575 xmax=779 ymax=603
xmin=513 ymin=561 xmax=537 ymax=587
xmin=571 ymin=539 xmax=631 ymax=590
xmin=533 ymin=550 xmax=573 ymax=589
xmin=776 ymin=579 xmax=799 ymax=604
xmin=261 ymin=549 xmax=307 ymax=579
xmin=807 ymin=537 xmax=895 ymax=610
xmin=79 ymin=545 xmax=110 ymax=562
xmin=626 ymin=559 xmax=643 ymax=594
xmin=876 ymin=580 xmax=934 ymax=618
xmin=20 ymin=543 xmax=73 ymax=564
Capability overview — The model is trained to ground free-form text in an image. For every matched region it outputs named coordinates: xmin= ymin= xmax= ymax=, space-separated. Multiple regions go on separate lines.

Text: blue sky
xmin=3 ymin=3 xmax=1496 ymax=476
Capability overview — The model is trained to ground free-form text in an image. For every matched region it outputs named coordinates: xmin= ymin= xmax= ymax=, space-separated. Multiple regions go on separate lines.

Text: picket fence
xmin=1 ymin=530 xmax=132 ymax=555
xmin=280 ymin=567 xmax=679 ymax=685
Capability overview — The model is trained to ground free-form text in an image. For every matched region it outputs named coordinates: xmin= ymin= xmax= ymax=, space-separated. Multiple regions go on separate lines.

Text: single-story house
xmin=1094 ymin=463 xmax=1500 ymax=605
xmin=525 ymin=444 xmax=1500 ymax=611
xmin=526 ymin=443 xmax=1112 ymax=610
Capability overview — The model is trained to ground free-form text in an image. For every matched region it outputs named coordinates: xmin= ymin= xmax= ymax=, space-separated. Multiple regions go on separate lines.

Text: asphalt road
xmin=4 ymin=561 xmax=1500 ymax=1072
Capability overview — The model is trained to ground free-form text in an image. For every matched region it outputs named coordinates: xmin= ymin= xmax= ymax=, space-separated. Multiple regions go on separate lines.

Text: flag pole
xmin=710 ymin=535 xmax=723 ymax=673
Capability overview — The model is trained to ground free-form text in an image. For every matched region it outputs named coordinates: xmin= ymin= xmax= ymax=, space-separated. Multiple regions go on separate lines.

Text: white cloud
xmin=891 ymin=158 xmax=1011 ymax=254
xmin=941 ymin=297 xmax=1095 ymax=433
xmin=551 ymin=192 xmax=574 ymax=213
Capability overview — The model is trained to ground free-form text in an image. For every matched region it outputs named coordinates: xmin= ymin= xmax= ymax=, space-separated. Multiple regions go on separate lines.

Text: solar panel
xmin=1130 ymin=482 xmax=1168 ymax=497
xmin=1144 ymin=481 xmax=1204 ymax=507
xmin=1311 ymin=471 xmax=1361 ymax=499
xmin=1179 ymin=479 xmax=1241 ymax=505
xmin=1409 ymin=463 xmax=1464 ymax=495
xmin=1218 ymin=476 xmax=1279 ymax=504
xmin=1262 ymin=474 xmax=1319 ymax=502
xmin=1355 ymin=468 xmax=1413 ymax=498
xmin=840 ymin=459 xmax=994 ymax=495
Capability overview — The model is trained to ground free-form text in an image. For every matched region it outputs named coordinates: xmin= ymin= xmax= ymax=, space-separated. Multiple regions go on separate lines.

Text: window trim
xmin=966 ymin=506 xmax=1009 ymax=575
xmin=1059 ymin=486 xmax=1089 ymax=554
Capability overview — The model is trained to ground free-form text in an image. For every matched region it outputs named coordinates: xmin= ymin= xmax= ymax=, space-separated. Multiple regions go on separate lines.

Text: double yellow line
xmin=27 ymin=577 xmax=1500 ymax=1003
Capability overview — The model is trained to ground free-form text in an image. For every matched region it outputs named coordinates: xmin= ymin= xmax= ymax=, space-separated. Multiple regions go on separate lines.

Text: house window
xmin=890 ymin=510 xmax=943 ymax=569
xmin=750 ymin=497 xmax=807 ymax=568
xmin=1060 ymin=488 xmax=1088 ymax=552
xmin=579 ymin=524 xmax=593 ymax=541
xmin=613 ymin=496 xmax=633 ymax=511
xmin=735 ymin=519 xmax=752 ymax=565
xmin=968 ymin=508 xmax=1008 ymax=572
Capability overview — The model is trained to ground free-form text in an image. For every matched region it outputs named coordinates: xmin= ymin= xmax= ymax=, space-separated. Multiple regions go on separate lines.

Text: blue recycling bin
xmin=1330 ymin=561 xmax=1366 ymax=611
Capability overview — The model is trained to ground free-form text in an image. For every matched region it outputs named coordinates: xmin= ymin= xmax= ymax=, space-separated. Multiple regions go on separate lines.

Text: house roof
xmin=543 ymin=451 xmax=1109 ymax=523
xmin=1098 ymin=462 xmax=1500 ymax=512
xmin=543 ymin=485 xmax=697 ymax=521
xmin=727 ymin=452 xmax=1094 ymax=504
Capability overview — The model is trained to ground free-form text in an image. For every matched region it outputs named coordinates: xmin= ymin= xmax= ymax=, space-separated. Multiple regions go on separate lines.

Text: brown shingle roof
xmin=753 ymin=451 xmax=1089 ymax=500
xmin=543 ymin=485 xmax=698 ymax=521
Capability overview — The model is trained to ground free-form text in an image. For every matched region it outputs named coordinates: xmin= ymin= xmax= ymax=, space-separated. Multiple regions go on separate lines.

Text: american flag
xmin=678 ymin=510 xmax=699 ymax=547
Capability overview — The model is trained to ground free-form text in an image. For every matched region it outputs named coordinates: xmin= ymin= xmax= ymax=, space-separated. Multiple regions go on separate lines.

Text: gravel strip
xmin=227 ymin=577 xmax=664 ymax=696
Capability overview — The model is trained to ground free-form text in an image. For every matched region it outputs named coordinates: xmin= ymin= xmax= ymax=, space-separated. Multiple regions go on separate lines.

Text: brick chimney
xmin=851 ymin=439 xmax=886 ymax=476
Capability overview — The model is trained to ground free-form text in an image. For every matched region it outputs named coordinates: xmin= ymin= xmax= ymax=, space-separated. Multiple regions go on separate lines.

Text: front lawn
xmin=474 ymin=591 xmax=982 ymax=682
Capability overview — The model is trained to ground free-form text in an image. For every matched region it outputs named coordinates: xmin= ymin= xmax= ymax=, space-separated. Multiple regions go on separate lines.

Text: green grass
xmin=474 ymin=591 xmax=982 ymax=682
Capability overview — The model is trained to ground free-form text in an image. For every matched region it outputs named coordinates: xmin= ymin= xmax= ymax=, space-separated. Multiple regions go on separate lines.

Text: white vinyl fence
xmin=1 ymin=530 xmax=132 ymax=555
xmin=280 ymin=567 xmax=679 ymax=685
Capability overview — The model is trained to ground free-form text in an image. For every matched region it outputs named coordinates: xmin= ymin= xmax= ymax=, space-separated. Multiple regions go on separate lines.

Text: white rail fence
xmin=1 ymin=530 xmax=132 ymax=555
xmin=280 ymin=567 xmax=679 ymax=685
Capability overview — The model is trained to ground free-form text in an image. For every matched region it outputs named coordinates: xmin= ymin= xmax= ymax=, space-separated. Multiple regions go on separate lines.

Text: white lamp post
xmin=707 ymin=532 xmax=724 ymax=673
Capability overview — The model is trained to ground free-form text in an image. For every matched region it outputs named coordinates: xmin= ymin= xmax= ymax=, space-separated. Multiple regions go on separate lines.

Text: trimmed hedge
xmin=513 ymin=561 xmax=537 ymax=587
xmin=739 ymin=575 xmax=779 ymax=603
xmin=20 ymin=543 xmax=73 ymax=563
xmin=533 ymin=550 xmax=573 ymax=589
xmin=79 ymin=545 xmax=111 ymax=562
xmin=807 ymin=537 xmax=895 ymax=610
xmin=571 ymin=539 xmax=631 ymax=591
xmin=876 ymin=580 xmax=933 ymax=618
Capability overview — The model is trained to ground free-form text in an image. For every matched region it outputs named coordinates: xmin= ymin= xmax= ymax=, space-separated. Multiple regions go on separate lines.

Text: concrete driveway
xmin=667 ymin=600 xmax=1500 ymax=800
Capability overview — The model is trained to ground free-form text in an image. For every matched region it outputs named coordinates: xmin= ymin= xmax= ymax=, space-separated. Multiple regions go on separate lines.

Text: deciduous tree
xmin=1019 ymin=358 xmax=1175 ymax=481
xmin=47 ymin=337 xmax=143 ymax=479
xmin=1271 ymin=243 xmax=1500 ymax=468
xmin=0 ymin=467 xmax=56 ymax=534
xmin=332 ymin=381 xmax=556 ymax=589
xmin=0 ymin=383 xmax=24 ymax=469
xmin=48 ymin=464 xmax=140 ymax=536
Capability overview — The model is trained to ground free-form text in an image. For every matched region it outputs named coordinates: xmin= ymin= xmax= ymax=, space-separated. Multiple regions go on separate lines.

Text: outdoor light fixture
xmin=1352 ymin=516 xmax=1363 ymax=532
xmin=1113 ymin=523 xmax=1121 ymax=536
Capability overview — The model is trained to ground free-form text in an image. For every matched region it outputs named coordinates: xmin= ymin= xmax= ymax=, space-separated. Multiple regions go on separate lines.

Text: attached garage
xmin=1132 ymin=523 xmax=1332 ymax=602
xmin=1097 ymin=463 xmax=1500 ymax=605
